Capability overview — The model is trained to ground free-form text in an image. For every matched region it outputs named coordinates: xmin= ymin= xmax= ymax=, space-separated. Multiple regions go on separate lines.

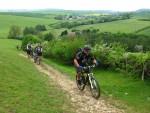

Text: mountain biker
xmin=74 ymin=45 xmax=97 ymax=84
xmin=26 ymin=42 xmax=32 ymax=58
xmin=33 ymin=43 xmax=43 ymax=63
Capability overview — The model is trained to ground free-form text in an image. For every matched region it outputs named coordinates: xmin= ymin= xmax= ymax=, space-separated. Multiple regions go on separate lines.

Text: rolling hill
xmin=0 ymin=14 xmax=58 ymax=38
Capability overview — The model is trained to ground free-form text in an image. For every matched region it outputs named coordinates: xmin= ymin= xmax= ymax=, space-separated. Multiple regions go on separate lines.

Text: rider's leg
xmin=27 ymin=50 xmax=30 ymax=58
xmin=76 ymin=67 xmax=82 ymax=85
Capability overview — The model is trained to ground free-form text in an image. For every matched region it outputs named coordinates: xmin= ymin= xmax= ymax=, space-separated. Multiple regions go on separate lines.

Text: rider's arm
xmin=74 ymin=52 xmax=81 ymax=67
xmin=93 ymin=59 xmax=97 ymax=64
xmin=26 ymin=44 xmax=29 ymax=50
xmin=74 ymin=59 xmax=80 ymax=67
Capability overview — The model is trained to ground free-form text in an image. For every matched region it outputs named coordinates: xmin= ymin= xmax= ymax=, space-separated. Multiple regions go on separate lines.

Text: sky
xmin=0 ymin=0 xmax=150 ymax=11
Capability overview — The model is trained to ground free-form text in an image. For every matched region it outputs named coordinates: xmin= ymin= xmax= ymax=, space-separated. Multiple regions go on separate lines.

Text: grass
xmin=137 ymin=27 xmax=150 ymax=36
xmin=44 ymin=58 xmax=150 ymax=113
xmin=1 ymin=13 xmax=150 ymax=38
xmin=0 ymin=14 xmax=58 ymax=38
xmin=75 ymin=19 xmax=150 ymax=35
xmin=0 ymin=39 xmax=74 ymax=113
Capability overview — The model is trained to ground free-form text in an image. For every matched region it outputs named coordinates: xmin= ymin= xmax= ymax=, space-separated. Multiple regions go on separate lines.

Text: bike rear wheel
xmin=90 ymin=78 xmax=100 ymax=99
xmin=76 ymin=74 xmax=86 ymax=91
xmin=37 ymin=57 xmax=41 ymax=65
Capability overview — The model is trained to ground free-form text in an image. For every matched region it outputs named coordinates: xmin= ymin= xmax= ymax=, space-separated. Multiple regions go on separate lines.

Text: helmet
xmin=83 ymin=45 xmax=91 ymax=51
xmin=83 ymin=45 xmax=91 ymax=55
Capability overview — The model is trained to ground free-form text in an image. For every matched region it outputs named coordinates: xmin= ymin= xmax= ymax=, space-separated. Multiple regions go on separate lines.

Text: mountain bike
xmin=76 ymin=65 xmax=100 ymax=99
xmin=33 ymin=53 xmax=41 ymax=65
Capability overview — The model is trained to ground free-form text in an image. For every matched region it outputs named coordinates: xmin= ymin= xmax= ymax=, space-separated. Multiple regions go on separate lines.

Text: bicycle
xmin=76 ymin=65 xmax=100 ymax=99
xmin=33 ymin=53 xmax=41 ymax=65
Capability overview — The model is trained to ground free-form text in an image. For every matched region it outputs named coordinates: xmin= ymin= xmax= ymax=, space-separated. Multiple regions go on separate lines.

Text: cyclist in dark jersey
xmin=26 ymin=43 xmax=32 ymax=58
xmin=33 ymin=43 xmax=43 ymax=64
xmin=74 ymin=45 xmax=97 ymax=84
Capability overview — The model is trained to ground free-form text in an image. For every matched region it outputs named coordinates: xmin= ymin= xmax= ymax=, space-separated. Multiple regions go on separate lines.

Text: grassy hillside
xmin=44 ymin=58 xmax=150 ymax=113
xmin=0 ymin=14 xmax=58 ymax=38
xmin=137 ymin=26 xmax=150 ymax=36
xmin=1 ymin=12 xmax=150 ymax=38
xmin=0 ymin=39 xmax=73 ymax=113
xmin=75 ymin=19 xmax=150 ymax=35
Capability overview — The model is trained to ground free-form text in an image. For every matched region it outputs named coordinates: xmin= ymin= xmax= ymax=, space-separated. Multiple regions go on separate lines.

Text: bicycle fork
xmin=88 ymin=73 xmax=94 ymax=89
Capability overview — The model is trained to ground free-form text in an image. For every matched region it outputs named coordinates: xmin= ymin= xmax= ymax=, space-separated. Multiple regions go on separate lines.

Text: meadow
xmin=0 ymin=14 xmax=58 ymax=38
xmin=0 ymin=39 xmax=73 ymax=113
xmin=75 ymin=19 xmax=150 ymax=35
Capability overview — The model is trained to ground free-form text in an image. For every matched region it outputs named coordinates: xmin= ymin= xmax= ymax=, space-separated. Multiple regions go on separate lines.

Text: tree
xmin=23 ymin=27 xmax=37 ymax=35
xmin=60 ymin=30 xmax=68 ymax=36
xmin=35 ymin=24 xmax=47 ymax=32
xmin=44 ymin=32 xmax=55 ymax=41
xmin=8 ymin=25 xmax=22 ymax=39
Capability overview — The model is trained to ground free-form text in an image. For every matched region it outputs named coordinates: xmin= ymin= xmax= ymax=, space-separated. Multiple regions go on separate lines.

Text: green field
xmin=137 ymin=27 xmax=150 ymax=36
xmin=75 ymin=19 xmax=150 ymax=35
xmin=0 ymin=39 xmax=73 ymax=113
xmin=0 ymin=14 xmax=58 ymax=38
xmin=1 ymin=12 xmax=150 ymax=38
xmin=44 ymin=58 xmax=150 ymax=113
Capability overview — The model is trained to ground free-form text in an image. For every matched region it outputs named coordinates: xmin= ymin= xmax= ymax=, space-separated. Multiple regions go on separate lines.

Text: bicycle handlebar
xmin=83 ymin=64 xmax=96 ymax=70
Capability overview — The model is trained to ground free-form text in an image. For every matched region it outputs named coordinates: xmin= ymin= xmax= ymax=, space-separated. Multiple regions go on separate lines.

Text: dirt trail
xmin=19 ymin=53 xmax=125 ymax=113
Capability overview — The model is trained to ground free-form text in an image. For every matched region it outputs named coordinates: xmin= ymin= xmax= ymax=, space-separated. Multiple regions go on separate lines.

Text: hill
xmin=74 ymin=19 xmax=150 ymax=35
xmin=0 ymin=14 xmax=57 ymax=38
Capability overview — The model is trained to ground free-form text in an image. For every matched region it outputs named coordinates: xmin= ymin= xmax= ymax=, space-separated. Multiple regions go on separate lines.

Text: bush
xmin=23 ymin=25 xmax=46 ymax=36
xmin=60 ymin=30 xmax=68 ymax=36
xmin=44 ymin=32 xmax=55 ymax=41
xmin=8 ymin=25 xmax=22 ymax=39
xmin=93 ymin=43 xmax=150 ymax=80
xmin=23 ymin=27 xmax=37 ymax=35
xmin=43 ymin=37 xmax=85 ymax=64
xmin=35 ymin=24 xmax=47 ymax=32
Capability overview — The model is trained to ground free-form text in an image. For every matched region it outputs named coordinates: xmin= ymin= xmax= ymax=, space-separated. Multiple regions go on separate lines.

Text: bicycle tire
xmin=90 ymin=78 xmax=100 ymax=99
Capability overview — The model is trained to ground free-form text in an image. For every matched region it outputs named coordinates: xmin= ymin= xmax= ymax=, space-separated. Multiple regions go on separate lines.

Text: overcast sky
xmin=0 ymin=0 xmax=150 ymax=11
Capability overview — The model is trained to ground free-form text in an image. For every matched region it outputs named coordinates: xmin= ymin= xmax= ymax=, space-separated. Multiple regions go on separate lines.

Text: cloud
xmin=0 ymin=0 xmax=150 ymax=11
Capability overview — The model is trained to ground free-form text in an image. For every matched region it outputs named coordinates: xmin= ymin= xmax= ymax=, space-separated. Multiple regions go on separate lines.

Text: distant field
xmin=75 ymin=19 xmax=150 ymax=35
xmin=1 ymin=12 xmax=150 ymax=38
xmin=0 ymin=14 xmax=58 ymax=38
xmin=137 ymin=27 xmax=150 ymax=36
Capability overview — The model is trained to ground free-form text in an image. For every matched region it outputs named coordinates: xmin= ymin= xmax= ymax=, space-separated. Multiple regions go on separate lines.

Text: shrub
xmin=43 ymin=37 xmax=85 ymax=64
xmin=44 ymin=32 xmax=55 ymax=41
xmin=60 ymin=30 xmax=68 ymax=36
xmin=23 ymin=27 xmax=37 ymax=35
xmin=35 ymin=24 xmax=47 ymax=32
xmin=8 ymin=25 xmax=22 ymax=39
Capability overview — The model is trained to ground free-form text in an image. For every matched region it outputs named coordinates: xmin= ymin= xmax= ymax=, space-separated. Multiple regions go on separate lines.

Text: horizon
xmin=0 ymin=0 xmax=150 ymax=12
xmin=0 ymin=8 xmax=150 ymax=13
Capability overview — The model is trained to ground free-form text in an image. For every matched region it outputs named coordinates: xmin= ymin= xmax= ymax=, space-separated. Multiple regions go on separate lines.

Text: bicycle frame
xmin=76 ymin=65 xmax=100 ymax=99
xmin=82 ymin=66 xmax=95 ymax=88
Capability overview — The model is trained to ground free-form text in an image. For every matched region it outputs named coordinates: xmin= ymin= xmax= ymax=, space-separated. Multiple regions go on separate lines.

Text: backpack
xmin=76 ymin=48 xmax=83 ymax=54
xmin=36 ymin=46 xmax=42 ymax=53
xmin=27 ymin=44 xmax=32 ymax=50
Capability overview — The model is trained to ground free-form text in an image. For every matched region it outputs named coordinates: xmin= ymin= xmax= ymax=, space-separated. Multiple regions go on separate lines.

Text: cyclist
xmin=26 ymin=42 xmax=32 ymax=58
xmin=74 ymin=45 xmax=97 ymax=84
xmin=33 ymin=43 xmax=43 ymax=64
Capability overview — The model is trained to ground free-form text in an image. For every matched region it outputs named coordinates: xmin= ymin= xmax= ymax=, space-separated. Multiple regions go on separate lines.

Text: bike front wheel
xmin=90 ymin=78 xmax=100 ymax=99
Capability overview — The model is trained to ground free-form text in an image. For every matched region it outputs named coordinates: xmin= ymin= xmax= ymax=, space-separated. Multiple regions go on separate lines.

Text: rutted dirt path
xmin=19 ymin=53 xmax=125 ymax=113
